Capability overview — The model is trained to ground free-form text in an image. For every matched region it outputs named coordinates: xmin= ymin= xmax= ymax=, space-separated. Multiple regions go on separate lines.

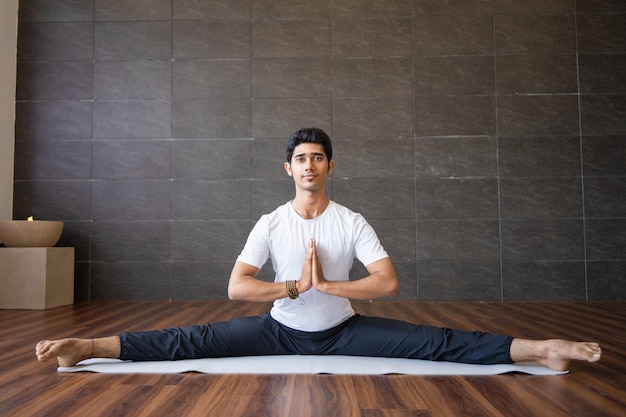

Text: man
xmin=36 ymin=128 xmax=601 ymax=371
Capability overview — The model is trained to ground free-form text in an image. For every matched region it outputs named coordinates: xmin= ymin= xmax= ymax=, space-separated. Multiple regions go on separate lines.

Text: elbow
xmin=387 ymin=280 xmax=399 ymax=298
xmin=228 ymin=286 xmax=242 ymax=301
xmin=227 ymin=281 xmax=243 ymax=301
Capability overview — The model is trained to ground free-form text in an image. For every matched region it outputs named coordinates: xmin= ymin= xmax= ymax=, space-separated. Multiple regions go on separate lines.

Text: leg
xmin=510 ymin=338 xmax=601 ymax=371
xmin=119 ymin=314 xmax=291 ymax=361
xmin=36 ymin=336 xmax=121 ymax=367
xmin=317 ymin=315 xmax=514 ymax=364
xmin=36 ymin=313 xmax=293 ymax=366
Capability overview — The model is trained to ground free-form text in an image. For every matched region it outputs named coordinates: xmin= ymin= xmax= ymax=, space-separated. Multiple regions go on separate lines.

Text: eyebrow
xmin=294 ymin=152 xmax=325 ymax=158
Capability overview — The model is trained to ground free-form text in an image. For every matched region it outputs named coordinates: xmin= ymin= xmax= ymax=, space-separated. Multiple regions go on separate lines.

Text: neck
xmin=291 ymin=192 xmax=329 ymax=219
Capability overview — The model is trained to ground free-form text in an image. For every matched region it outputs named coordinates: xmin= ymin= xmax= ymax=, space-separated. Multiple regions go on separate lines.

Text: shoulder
xmin=328 ymin=200 xmax=367 ymax=224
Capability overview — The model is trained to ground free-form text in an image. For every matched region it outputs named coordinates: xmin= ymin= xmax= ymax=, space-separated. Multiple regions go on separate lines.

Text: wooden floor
xmin=0 ymin=300 xmax=624 ymax=417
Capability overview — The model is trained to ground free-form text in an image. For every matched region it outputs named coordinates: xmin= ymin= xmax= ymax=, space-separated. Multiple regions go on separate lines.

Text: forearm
xmin=316 ymin=273 xmax=398 ymax=300
xmin=228 ymin=277 xmax=288 ymax=302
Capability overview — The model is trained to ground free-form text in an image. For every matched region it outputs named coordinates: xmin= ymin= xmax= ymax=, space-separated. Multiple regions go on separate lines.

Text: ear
xmin=328 ymin=160 xmax=335 ymax=174
xmin=284 ymin=161 xmax=293 ymax=177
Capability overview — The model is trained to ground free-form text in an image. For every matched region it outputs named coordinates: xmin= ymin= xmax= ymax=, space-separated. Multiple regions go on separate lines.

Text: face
xmin=284 ymin=143 xmax=334 ymax=192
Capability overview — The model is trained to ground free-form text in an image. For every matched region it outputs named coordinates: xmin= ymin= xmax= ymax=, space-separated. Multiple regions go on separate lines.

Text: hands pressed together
xmin=296 ymin=238 xmax=328 ymax=294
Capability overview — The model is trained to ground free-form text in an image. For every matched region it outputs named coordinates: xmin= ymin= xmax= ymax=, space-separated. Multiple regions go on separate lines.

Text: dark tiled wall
xmin=12 ymin=0 xmax=626 ymax=302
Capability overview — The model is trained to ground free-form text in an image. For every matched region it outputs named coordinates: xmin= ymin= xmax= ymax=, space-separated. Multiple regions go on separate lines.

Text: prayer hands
xmin=297 ymin=238 xmax=327 ymax=294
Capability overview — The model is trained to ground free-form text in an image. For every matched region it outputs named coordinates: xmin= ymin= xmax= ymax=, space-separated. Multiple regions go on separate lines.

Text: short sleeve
xmin=353 ymin=215 xmax=389 ymax=267
xmin=236 ymin=216 xmax=270 ymax=269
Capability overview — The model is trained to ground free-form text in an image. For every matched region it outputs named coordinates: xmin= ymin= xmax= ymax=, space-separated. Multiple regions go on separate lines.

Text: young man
xmin=36 ymin=128 xmax=601 ymax=371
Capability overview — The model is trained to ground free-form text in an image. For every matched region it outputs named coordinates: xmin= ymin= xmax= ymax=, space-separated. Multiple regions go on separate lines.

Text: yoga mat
xmin=58 ymin=355 xmax=567 ymax=376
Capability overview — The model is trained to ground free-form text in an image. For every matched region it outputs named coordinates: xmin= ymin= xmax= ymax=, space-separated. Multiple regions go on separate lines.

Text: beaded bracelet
xmin=285 ymin=280 xmax=299 ymax=299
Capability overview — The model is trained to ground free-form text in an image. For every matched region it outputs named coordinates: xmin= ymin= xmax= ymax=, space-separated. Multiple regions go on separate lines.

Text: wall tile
xmin=95 ymin=0 xmax=172 ymax=21
xmin=92 ymin=140 xmax=171 ymax=180
xmin=57 ymin=221 xmax=91 ymax=261
xmin=251 ymin=179 xmax=296 ymax=218
xmin=500 ymin=177 xmax=583 ymax=218
xmin=171 ymin=262 xmax=233 ymax=300
xmin=171 ymin=220 xmax=253 ymax=262
xmin=172 ymin=180 xmax=252 ymax=220
xmin=73 ymin=262 xmax=90 ymax=302
xmin=334 ymin=178 xmax=415 ymax=219
xmin=332 ymin=18 xmax=412 ymax=57
xmin=253 ymin=0 xmax=330 ymax=18
xmin=415 ymin=137 xmax=497 ymax=178
xmin=498 ymin=136 xmax=581 ymax=177
xmin=91 ymin=221 xmax=171 ymax=261
xmin=172 ymin=99 xmax=251 ymax=138
xmin=334 ymin=0 xmax=410 ymax=17
xmin=16 ymin=61 xmax=93 ymax=101
xmin=252 ymin=98 xmax=330 ymax=138
xmin=501 ymin=219 xmax=584 ymax=260
xmin=13 ymin=180 xmax=92 ymax=221
xmin=173 ymin=140 xmax=251 ymax=179
xmin=576 ymin=0 xmax=626 ymax=13
xmin=585 ymin=219 xmax=626 ymax=260
xmin=17 ymin=22 xmax=94 ymax=61
xmin=252 ymin=19 xmax=330 ymax=58
xmin=587 ymin=261 xmax=626 ymax=300
xmin=95 ymin=22 xmax=172 ymax=60
xmin=252 ymin=58 xmax=330 ymax=98
xmin=577 ymin=14 xmax=626 ymax=53
xmin=494 ymin=0 xmax=574 ymax=14
xmin=15 ymin=101 xmax=93 ymax=140
xmin=173 ymin=60 xmax=251 ymax=99
xmin=19 ymin=0 xmax=95 ymax=22
xmin=94 ymin=60 xmax=172 ymax=100
xmin=91 ymin=261 xmax=171 ymax=300
xmin=584 ymin=177 xmax=626 ymax=218
xmin=413 ymin=15 xmax=494 ymax=55
xmin=174 ymin=0 xmax=251 ymax=19
xmin=502 ymin=261 xmax=586 ymax=301
xmin=415 ymin=178 xmax=499 ymax=219
xmin=174 ymin=20 xmax=251 ymax=59
xmin=497 ymin=95 xmax=579 ymax=136
xmin=416 ymin=219 xmax=500 ymax=261
xmin=580 ymin=94 xmax=626 ymax=135
xmin=413 ymin=0 xmax=493 ymax=15
xmin=390 ymin=262 xmax=418 ymax=301
xmin=333 ymin=57 xmax=412 ymax=98
xmin=415 ymin=96 xmax=496 ymax=137
xmin=578 ymin=54 xmax=626 ymax=94
xmin=333 ymin=97 xmax=413 ymax=138
xmin=582 ymin=136 xmax=626 ymax=176
xmin=14 ymin=140 xmax=92 ymax=180
xmin=496 ymin=54 xmax=578 ymax=95
xmin=414 ymin=56 xmax=495 ymax=96
xmin=92 ymin=180 xmax=171 ymax=220
xmin=367 ymin=219 xmax=417 ymax=262
xmin=495 ymin=15 xmax=576 ymax=54
xmin=418 ymin=261 xmax=501 ymax=301
xmin=332 ymin=137 xmax=414 ymax=178
xmin=94 ymin=100 xmax=171 ymax=139
xmin=252 ymin=139 xmax=291 ymax=178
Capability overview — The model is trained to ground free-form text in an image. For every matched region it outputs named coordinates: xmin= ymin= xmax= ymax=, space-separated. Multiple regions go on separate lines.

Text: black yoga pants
xmin=119 ymin=313 xmax=513 ymax=365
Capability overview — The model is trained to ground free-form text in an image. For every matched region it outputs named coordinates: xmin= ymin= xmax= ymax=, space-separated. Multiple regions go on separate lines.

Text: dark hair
xmin=285 ymin=127 xmax=333 ymax=163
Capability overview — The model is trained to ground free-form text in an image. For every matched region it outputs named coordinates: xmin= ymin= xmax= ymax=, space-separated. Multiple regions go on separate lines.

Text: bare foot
xmin=35 ymin=338 xmax=93 ymax=367
xmin=538 ymin=339 xmax=602 ymax=371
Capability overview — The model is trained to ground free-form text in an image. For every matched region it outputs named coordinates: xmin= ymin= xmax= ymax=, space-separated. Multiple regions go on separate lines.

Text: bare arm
xmin=311 ymin=239 xmax=398 ymax=300
xmin=228 ymin=254 xmax=313 ymax=302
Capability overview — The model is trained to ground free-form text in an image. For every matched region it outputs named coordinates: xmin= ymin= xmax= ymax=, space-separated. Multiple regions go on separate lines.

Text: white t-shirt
xmin=236 ymin=200 xmax=389 ymax=332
